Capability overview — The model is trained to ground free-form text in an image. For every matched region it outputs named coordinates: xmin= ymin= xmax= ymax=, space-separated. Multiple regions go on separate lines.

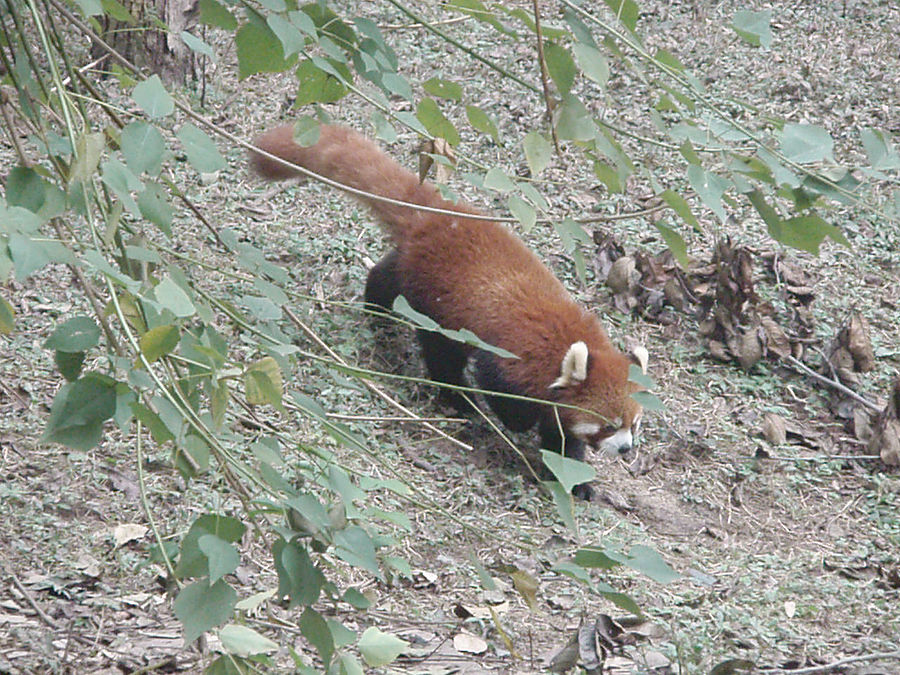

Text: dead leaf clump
xmin=867 ymin=376 xmax=900 ymax=466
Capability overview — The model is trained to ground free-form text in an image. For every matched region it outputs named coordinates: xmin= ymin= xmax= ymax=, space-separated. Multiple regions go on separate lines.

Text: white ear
xmin=631 ymin=345 xmax=649 ymax=374
xmin=550 ymin=341 xmax=589 ymax=389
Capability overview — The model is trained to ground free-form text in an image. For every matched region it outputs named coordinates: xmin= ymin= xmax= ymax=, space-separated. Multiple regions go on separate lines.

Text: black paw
xmin=572 ymin=482 xmax=595 ymax=501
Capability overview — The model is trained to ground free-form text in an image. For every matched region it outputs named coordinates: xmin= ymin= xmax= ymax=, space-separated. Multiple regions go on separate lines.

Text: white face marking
xmin=598 ymin=428 xmax=633 ymax=456
xmin=570 ymin=422 xmax=602 ymax=439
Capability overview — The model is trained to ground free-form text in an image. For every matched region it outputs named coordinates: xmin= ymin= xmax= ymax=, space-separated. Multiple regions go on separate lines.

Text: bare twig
xmin=785 ymin=355 xmax=880 ymax=412
xmin=531 ymin=0 xmax=560 ymax=153
xmin=283 ymin=306 xmax=472 ymax=452
xmin=759 ymin=650 xmax=900 ymax=675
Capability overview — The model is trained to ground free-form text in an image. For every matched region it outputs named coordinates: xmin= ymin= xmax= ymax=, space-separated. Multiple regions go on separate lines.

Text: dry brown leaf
xmin=737 ymin=329 xmax=763 ymax=371
xmin=759 ymin=315 xmax=792 ymax=359
xmin=761 ymin=413 xmax=787 ymax=445
xmin=868 ymin=377 xmax=900 ymax=466
xmin=113 ymin=523 xmax=148 ymax=547
xmin=607 ymin=256 xmax=638 ymax=294
xmin=847 ymin=312 xmax=875 ymax=371
xmin=453 ymin=631 xmax=488 ymax=654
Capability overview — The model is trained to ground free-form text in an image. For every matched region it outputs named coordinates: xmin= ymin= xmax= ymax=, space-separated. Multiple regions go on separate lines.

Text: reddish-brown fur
xmin=250 ymin=124 xmax=642 ymax=497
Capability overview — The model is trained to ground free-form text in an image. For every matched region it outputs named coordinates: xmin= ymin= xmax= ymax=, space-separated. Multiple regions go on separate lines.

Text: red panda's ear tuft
xmin=629 ymin=345 xmax=649 ymax=374
xmin=549 ymin=341 xmax=589 ymax=389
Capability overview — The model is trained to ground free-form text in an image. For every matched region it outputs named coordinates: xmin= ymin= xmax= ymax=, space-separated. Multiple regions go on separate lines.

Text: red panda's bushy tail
xmin=249 ymin=124 xmax=471 ymax=241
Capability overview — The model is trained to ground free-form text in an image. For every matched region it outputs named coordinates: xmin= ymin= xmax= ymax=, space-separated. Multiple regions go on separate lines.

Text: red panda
xmin=250 ymin=123 xmax=647 ymax=499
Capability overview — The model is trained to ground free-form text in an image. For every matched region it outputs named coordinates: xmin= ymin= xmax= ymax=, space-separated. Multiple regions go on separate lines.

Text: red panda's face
xmin=550 ymin=341 xmax=647 ymax=455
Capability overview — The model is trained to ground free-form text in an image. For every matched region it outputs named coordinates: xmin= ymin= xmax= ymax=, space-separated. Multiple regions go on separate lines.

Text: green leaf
xmin=267 ymin=14 xmax=305 ymax=59
xmin=292 ymin=116 xmax=321 ymax=147
xmin=593 ymin=161 xmax=622 ymax=193
xmin=381 ymin=72 xmax=413 ymax=101
xmin=371 ymin=111 xmax=397 ymax=143
xmin=101 ymin=156 xmax=143 ymax=215
xmin=544 ymin=480 xmax=577 ymax=533
xmin=245 ymin=356 xmax=284 ymax=411
xmin=659 ymin=189 xmax=699 ymax=231
xmin=120 ymin=121 xmax=166 ymax=176
xmin=543 ymin=41 xmax=576 ymax=95
xmin=139 ymin=324 xmax=179 ymax=362
xmin=604 ymin=544 xmax=680 ymax=584
xmin=574 ymin=547 xmax=619 ymax=569
xmin=342 ymin=588 xmax=372 ymax=609
xmin=523 ymin=131 xmax=552 ymax=177
xmin=776 ymin=214 xmax=850 ymax=254
xmin=630 ymin=390 xmax=665 ymax=411
xmin=132 ymin=75 xmax=174 ymax=119
xmin=552 ymin=560 xmax=594 ymax=586
xmin=7 ymin=234 xmax=73 ymax=280
xmin=69 ymin=132 xmax=106 ymax=184
xmin=101 ymin=0 xmax=136 ymax=23
xmin=72 ymin=0 xmax=102 ymax=16
xmin=392 ymin=296 xmax=517 ymax=360
xmin=653 ymin=222 xmax=689 ymax=269
xmin=219 ymin=624 xmax=279 ymax=657
xmin=861 ymin=128 xmax=900 ymax=170
xmin=573 ymin=43 xmax=609 ymax=89
xmin=198 ymin=0 xmax=236 ymax=29
xmin=176 ymin=123 xmax=225 ymax=174
xmin=416 ymin=98 xmax=460 ymax=146
xmin=198 ymin=535 xmax=240 ymax=584
xmin=131 ymin=402 xmax=175 ymax=445
xmin=137 ymin=182 xmax=174 ymax=236
xmin=236 ymin=17 xmax=294 ymax=79
xmin=45 ymin=315 xmax=101 ymax=352
xmin=687 ymin=165 xmax=729 ymax=222
xmin=6 ymin=167 xmax=46 ymax=213
xmin=540 ymin=450 xmax=596 ymax=494
xmin=602 ymin=0 xmax=639 ymax=33
xmin=174 ymin=578 xmax=237 ymax=644
xmin=448 ymin=0 xmax=514 ymax=36
xmin=177 ymin=515 xmax=246 ymax=579
xmin=732 ymin=9 xmax=772 ymax=48
xmin=466 ymin=105 xmax=499 ymax=143
xmin=333 ymin=526 xmax=381 ymax=579
xmin=483 ymin=168 xmax=517 ymax=192
xmin=358 ymin=627 xmax=408 ymax=667
xmin=180 ymin=31 xmax=215 ymax=59
xmin=0 ymin=296 xmax=14 ymax=334
xmin=177 ymin=434 xmax=210 ymax=478
xmin=154 ymin=276 xmax=196 ymax=318
xmin=55 ymin=351 xmax=86 ymax=382
xmin=43 ymin=373 xmax=117 ymax=451
xmin=555 ymin=95 xmax=595 ymax=141
xmin=273 ymin=539 xmax=324 ymax=607
xmin=628 ymin=364 xmax=655 ymax=389
xmin=300 ymin=607 xmax=334 ymax=666
xmin=423 ymin=77 xmax=463 ymax=101
xmin=507 ymin=195 xmax=536 ymax=232
xmin=295 ymin=59 xmax=349 ymax=105
xmin=780 ymin=123 xmax=834 ymax=164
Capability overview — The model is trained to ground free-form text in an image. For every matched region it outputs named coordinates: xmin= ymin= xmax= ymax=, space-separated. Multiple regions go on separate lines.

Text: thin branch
xmin=785 ymin=355 xmax=880 ymax=412
xmin=531 ymin=0 xmax=560 ymax=153
xmin=283 ymin=306 xmax=472 ymax=452
xmin=759 ymin=651 xmax=900 ymax=675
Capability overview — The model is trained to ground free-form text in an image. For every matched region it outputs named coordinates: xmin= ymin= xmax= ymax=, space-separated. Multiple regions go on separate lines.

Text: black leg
xmin=474 ymin=351 xmax=538 ymax=433
xmin=418 ymin=329 xmax=470 ymax=413
xmin=364 ymin=249 xmax=401 ymax=312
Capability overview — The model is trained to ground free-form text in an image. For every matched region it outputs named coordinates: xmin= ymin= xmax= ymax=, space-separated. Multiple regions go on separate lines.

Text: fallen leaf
xmin=113 ymin=523 xmax=148 ymax=547
xmin=453 ymin=631 xmax=488 ymax=654
xmin=761 ymin=413 xmax=787 ymax=445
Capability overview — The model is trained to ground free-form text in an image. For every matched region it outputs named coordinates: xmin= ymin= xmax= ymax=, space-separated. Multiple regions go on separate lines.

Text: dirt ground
xmin=1 ymin=1 xmax=899 ymax=673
